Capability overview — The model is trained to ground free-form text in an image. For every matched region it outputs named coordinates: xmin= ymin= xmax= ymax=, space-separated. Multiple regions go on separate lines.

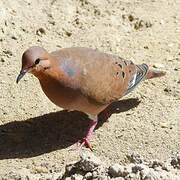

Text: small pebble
xmin=160 ymin=122 xmax=169 ymax=128
xmin=36 ymin=27 xmax=46 ymax=36
xmin=35 ymin=166 xmax=48 ymax=173
xmin=51 ymin=172 xmax=64 ymax=180
xmin=153 ymin=63 xmax=164 ymax=68
xmin=85 ymin=172 xmax=92 ymax=179
xmin=79 ymin=151 xmax=102 ymax=171
xmin=0 ymin=58 xmax=5 ymax=62
xmin=126 ymin=152 xmax=143 ymax=164
xmin=160 ymin=19 xmax=164 ymax=24
xmin=109 ymin=163 xmax=129 ymax=177
xmin=167 ymin=56 xmax=174 ymax=61
xmin=3 ymin=50 xmax=13 ymax=56
xmin=1 ymin=80 xmax=6 ymax=84
xmin=71 ymin=174 xmax=83 ymax=180
xmin=168 ymin=43 xmax=174 ymax=47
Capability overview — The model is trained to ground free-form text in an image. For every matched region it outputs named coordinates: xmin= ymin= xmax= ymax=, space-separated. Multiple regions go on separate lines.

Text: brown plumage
xmin=16 ymin=46 xmax=165 ymax=150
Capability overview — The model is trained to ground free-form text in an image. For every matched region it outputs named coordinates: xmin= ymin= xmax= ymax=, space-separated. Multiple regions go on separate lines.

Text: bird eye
xmin=35 ymin=58 xmax=40 ymax=65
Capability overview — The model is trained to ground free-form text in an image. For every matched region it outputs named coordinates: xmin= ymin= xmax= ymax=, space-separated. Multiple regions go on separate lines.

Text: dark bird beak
xmin=16 ymin=69 xmax=28 ymax=84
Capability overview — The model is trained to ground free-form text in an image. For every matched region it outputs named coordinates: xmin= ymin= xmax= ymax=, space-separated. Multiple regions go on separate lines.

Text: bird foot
xmin=73 ymin=120 xmax=97 ymax=151
xmin=73 ymin=138 xmax=93 ymax=151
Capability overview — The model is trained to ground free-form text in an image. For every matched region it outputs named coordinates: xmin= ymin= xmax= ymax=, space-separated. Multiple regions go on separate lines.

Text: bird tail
xmin=124 ymin=64 xmax=165 ymax=96
xmin=145 ymin=69 xmax=166 ymax=80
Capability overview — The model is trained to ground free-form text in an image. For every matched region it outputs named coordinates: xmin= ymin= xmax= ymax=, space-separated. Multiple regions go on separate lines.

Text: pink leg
xmin=102 ymin=104 xmax=112 ymax=120
xmin=103 ymin=109 xmax=110 ymax=120
xmin=74 ymin=120 xmax=97 ymax=151
xmin=73 ymin=104 xmax=112 ymax=151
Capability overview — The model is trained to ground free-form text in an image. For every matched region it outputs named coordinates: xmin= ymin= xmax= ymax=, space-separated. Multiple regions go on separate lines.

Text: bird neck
xmin=32 ymin=62 xmax=66 ymax=84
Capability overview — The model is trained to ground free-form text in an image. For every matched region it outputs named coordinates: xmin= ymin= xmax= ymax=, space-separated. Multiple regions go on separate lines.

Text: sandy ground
xmin=0 ymin=0 xmax=180 ymax=177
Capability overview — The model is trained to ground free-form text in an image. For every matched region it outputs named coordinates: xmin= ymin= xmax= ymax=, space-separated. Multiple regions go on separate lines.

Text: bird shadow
xmin=0 ymin=98 xmax=140 ymax=159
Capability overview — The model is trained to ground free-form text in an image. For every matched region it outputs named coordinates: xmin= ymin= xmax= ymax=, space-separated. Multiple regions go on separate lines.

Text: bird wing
xmin=125 ymin=63 xmax=148 ymax=95
xmin=51 ymin=47 xmax=147 ymax=104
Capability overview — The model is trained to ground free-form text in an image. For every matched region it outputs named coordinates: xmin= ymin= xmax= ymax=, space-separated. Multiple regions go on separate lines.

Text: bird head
xmin=16 ymin=46 xmax=51 ymax=83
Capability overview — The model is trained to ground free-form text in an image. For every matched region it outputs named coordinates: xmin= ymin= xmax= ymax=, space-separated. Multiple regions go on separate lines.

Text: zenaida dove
xmin=16 ymin=46 xmax=165 ymax=151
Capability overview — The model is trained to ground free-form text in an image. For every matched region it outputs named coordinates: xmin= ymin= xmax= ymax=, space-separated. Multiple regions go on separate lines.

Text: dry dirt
xmin=0 ymin=0 xmax=180 ymax=179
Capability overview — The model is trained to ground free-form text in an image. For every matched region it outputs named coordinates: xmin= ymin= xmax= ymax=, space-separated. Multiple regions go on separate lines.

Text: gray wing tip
xmin=124 ymin=63 xmax=149 ymax=96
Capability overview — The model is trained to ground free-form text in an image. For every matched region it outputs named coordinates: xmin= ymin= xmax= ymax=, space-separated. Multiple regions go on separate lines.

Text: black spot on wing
xmin=130 ymin=61 xmax=134 ymax=65
xmin=123 ymin=60 xmax=128 ymax=66
xmin=122 ymin=71 xmax=125 ymax=78
xmin=118 ymin=64 xmax=122 ymax=69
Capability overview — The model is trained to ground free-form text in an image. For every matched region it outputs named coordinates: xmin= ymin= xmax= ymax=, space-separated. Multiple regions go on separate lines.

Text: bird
xmin=16 ymin=46 xmax=165 ymax=151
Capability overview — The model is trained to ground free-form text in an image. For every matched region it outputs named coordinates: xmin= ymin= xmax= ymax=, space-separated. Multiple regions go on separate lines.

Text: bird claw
xmin=73 ymin=138 xmax=93 ymax=151
xmin=72 ymin=120 xmax=97 ymax=151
